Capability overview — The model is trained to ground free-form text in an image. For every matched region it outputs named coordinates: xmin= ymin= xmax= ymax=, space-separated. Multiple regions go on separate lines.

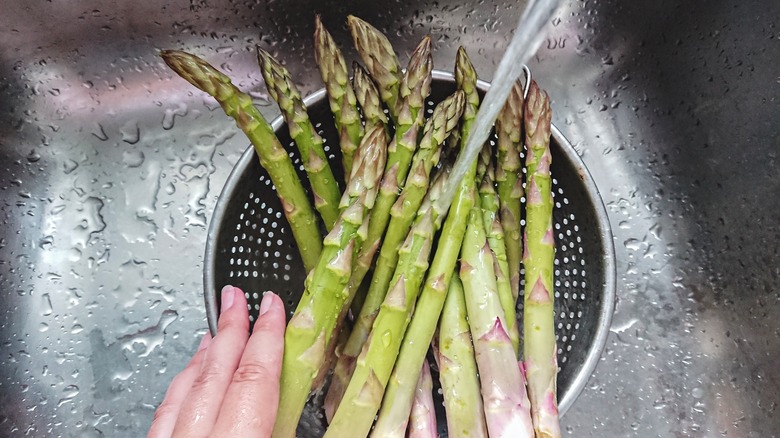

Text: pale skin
xmin=148 ymin=285 xmax=286 ymax=438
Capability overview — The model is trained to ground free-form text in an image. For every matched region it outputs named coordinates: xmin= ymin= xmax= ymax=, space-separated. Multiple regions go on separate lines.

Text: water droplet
xmin=381 ymin=330 xmax=392 ymax=348
xmin=653 ymin=399 xmax=668 ymax=409
xmin=73 ymin=197 xmax=106 ymax=248
xmin=92 ymin=123 xmax=108 ymax=141
xmin=119 ymin=309 xmax=178 ymax=358
xmin=122 ymin=150 xmax=145 ymax=168
xmin=120 ymin=120 xmax=140 ymax=144
xmin=39 ymin=235 xmax=54 ymax=250
xmin=692 ymin=387 xmax=704 ymax=398
xmin=41 ymin=293 xmax=53 ymax=316
xmin=63 ymin=159 xmax=79 ymax=174
xmin=163 ymin=103 xmax=188 ymax=130
xmin=27 ymin=149 xmax=41 ymax=163
xmin=248 ymin=90 xmax=272 ymax=106
xmin=57 ymin=385 xmax=80 ymax=407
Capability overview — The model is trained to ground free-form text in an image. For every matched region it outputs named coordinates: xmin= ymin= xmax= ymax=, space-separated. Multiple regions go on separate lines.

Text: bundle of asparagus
xmin=162 ymin=14 xmax=561 ymax=438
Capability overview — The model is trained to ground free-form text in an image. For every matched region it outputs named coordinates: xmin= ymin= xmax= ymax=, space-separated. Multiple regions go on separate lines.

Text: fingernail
xmin=197 ymin=334 xmax=212 ymax=351
xmin=259 ymin=291 xmax=276 ymax=316
xmin=221 ymin=285 xmax=235 ymax=313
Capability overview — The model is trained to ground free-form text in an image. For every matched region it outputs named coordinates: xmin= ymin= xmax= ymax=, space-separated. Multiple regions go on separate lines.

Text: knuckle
xmin=152 ymin=400 xmax=177 ymax=425
xmin=191 ymin=363 xmax=225 ymax=390
xmin=232 ymin=363 xmax=273 ymax=384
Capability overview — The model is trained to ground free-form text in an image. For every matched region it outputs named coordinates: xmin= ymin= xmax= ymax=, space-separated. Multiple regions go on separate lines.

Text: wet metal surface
xmin=1 ymin=0 xmax=778 ymax=436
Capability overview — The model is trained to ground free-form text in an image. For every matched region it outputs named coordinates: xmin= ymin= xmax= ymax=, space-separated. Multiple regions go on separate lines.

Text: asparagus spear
xmin=352 ymin=62 xmax=389 ymax=133
xmin=160 ymin=50 xmax=322 ymax=271
xmin=347 ymin=35 xmax=432 ymax=317
xmin=314 ymin=16 xmax=364 ymax=177
xmin=368 ymin=46 xmax=480 ymax=438
xmin=523 ymin=80 xmax=561 ymax=438
xmin=256 ymin=47 xmax=342 ymax=230
xmin=370 ymin=181 xmax=474 ymax=438
xmin=455 ymin=47 xmax=480 ymax=149
xmin=460 ymin=209 xmax=534 ymax=438
xmin=407 ymin=360 xmax=438 ymax=438
xmin=347 ymin=15 xmax=403 ymax=121
xmin=479 ymin=160 xmax=521 ymax=354
xmin=341 ymin=62 xmax=389 ymax=315
xmin=438 ymin=273 xmax=488 ymax=438
xmin=271 ymin=126 xmax=387 ymax=438
xmin=325 ymin=90 xmax=463 ymax=418
xmin=495 ymin=80 xmax=525 ymax=301
xmin=324 ymin=167 xmax=450 ymax=438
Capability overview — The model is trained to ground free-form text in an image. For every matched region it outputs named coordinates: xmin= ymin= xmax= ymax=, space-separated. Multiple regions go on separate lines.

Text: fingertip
xmin=217 ymin=285 xmax=249 ymax=331
xmin=254 ymin=292 xmax=286 ymax=331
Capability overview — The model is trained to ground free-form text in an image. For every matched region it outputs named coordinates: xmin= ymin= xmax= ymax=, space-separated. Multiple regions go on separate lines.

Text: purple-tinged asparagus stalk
xmin=460 ymin=209 xmax=534 ymax=438
xmin=523 ymin=80 xmax=561 ymax=438
xmin=407 ymin=360 xmax=438 ymax=438
xmin=479 ymin=160 xmax=521 ymax=354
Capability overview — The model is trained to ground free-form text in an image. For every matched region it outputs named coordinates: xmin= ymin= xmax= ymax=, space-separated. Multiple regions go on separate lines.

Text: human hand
xmin=148 ymin=285 xmax=286 ymax=438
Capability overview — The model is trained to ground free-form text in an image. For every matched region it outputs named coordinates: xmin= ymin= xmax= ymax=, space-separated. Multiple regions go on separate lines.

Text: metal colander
xmin=204 ymin=70 xmax=616 ymax=434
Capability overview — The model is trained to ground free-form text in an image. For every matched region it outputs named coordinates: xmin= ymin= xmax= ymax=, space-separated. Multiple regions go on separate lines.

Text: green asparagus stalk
xmin=523 ymin=80 xmax=561 ymax=438
xmin=342 ymin=62 xmax=388 ymax=315
xmin=479 ymin=160 xmax=521 ymax=354
xmin=347 ymin=15 xmax=403 ymax=121
xmin=256 ymin=47 xmax=342 ymax=230
xmin=347 ymin=35 xmax=432 ymax=316
xmin=321 ymin=45 xmax=432 ymax=403
xmin=324 ymin=167 xmax=450 ymax=438
xmin=160 ymin=50 xmax=322 ymax=271
xmin=371 ymin=184 xmax=475 ymax=438
xmin=352 ymin=62 xmax=389 ymax=133
xmin=314 ymin=16 xmax=364 ymax=177
xmin=495 ymin=80 xmax=525 ymax=301
xmin=437 ymin=273 xmax=488 ymax=438
xmin=271 ymin=126 xmax=387 ymax=438
xmin=460 ymin=209 xmax=534 ymax=438
xmin=407 ymin=360 xmax=437 ymax=438
xmin=324 ymin=168 xmax=448 ymax=423
xmin=324 ymin=90 xmax=463 ymax=419
xmin=367 ymin=47 xmax=480 ymax=437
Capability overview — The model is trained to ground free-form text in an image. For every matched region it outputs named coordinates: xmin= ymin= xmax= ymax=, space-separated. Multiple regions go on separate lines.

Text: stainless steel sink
xmin=1 ymin=0 xmax=778 ymax=436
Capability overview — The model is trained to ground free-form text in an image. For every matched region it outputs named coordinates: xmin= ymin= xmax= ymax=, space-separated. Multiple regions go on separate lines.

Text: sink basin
xmin=1 ymin=0 xmax=778 ymax=436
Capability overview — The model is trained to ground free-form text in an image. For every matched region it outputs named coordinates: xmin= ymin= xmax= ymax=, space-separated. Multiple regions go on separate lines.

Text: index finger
xmin=209 ymin=292 xmax=286 ymax=437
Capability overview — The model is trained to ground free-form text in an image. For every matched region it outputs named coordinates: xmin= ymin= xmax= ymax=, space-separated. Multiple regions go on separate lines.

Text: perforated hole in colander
xmin=204 ymin=71 xmax=615 ymax=436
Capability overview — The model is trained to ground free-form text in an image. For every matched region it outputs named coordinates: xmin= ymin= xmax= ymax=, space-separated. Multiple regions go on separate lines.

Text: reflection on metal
xmin=1 ymin=0 xmax=778 ymax=436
